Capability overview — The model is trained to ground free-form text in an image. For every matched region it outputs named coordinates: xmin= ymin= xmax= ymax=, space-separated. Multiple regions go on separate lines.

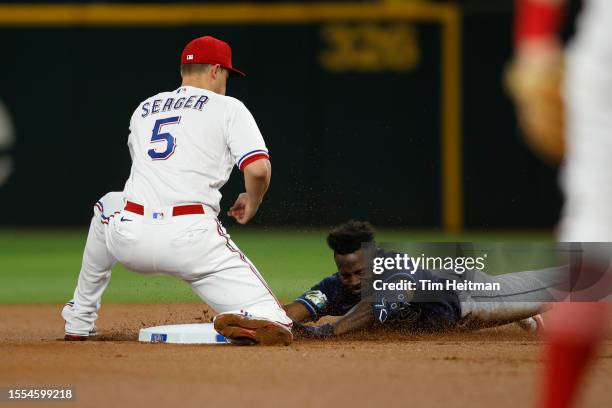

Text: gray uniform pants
xmin=436 ymin=266 xmax=568 ymax=330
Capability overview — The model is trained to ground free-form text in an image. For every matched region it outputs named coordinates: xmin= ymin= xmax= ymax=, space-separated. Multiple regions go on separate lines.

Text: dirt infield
xmin=1 ymin=304 xmax=611 ymax=408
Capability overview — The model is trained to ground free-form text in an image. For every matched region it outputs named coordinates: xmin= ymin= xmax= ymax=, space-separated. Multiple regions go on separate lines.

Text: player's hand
xmin=505 ymin=42 xmax=565 ymax=163
xmin=227 ymin=192 xmax=260 ymax=224
xmin=293 ymin=322 xmax=334 ymax=338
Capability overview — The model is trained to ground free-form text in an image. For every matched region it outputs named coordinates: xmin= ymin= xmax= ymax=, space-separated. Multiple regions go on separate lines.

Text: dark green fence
xmin=0 ymin=3 xmax=561 ymax=229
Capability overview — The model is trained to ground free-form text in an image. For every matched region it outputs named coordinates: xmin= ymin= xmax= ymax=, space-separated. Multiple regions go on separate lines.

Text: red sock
xmin=542 ymin=338 xmax=598 ymax=408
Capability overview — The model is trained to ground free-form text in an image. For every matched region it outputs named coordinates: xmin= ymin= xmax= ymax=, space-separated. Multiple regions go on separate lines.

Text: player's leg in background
xmin=540 ymin=302 xmax=610 ymax=408
xmin=182 ymin=219 xmax=292 ymax=345
xmin=456 ymin=266 xmax=567 ymax=330
xmin=541 ymin=2 xmax=612 ymax=404
xmin=537 ymin=249 xmax=611 ymax=408
xmin=62 ymin=192 xmax=122 ymax=339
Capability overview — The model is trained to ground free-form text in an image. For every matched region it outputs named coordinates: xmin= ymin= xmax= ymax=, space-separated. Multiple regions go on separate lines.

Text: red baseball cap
xmin=181 ymin=36 xmax=246 ymax=77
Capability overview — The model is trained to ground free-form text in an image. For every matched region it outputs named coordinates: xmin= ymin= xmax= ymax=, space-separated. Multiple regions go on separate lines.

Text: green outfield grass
xmin=0 ymin=228 xmax=553 ymax=304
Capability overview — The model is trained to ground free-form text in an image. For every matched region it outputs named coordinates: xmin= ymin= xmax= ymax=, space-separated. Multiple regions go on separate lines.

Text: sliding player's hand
xmin=293 ymin=322 xmax=334 ymax=338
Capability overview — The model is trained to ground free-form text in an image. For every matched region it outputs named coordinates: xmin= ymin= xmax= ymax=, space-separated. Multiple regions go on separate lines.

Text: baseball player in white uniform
xmin=61 ymin=36 xmax=293 ymax=346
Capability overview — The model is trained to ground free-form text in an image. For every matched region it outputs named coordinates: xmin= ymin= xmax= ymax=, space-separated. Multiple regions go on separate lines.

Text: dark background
xmin=0 ymin=1 xmax=578 ymax=229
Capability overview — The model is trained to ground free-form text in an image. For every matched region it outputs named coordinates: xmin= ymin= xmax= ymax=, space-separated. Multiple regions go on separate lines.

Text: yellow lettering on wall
xmin=319 ymin=23 xmax=421 ymax=73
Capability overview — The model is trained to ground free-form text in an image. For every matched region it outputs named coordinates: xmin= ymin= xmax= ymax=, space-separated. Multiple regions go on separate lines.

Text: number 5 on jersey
xmin=148 ymin=116 xmax=181 ymax=160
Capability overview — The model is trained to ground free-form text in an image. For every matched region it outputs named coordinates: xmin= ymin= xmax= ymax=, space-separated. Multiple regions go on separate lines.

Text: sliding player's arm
xmin=329 ymin=300 xmax=374 ymax=335
xmin=283 ymin=300 xmax=314 ymax=323
xmin=296 ymin=300 xmax=374 ymax=337
xmin=285 ymin=285 xmax=333 ymax=324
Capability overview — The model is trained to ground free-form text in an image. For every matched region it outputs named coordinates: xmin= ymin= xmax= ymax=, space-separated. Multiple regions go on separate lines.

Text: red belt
xmin=124 ymin=201 xmax=205 ymax=217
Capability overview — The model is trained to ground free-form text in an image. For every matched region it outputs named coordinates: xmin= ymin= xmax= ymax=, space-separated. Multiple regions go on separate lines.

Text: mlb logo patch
xmin=186 ymin=54 xmax=194 ymax=60
xmin=150 ymin=333 xmax=167 ymax=343
xmin=153 ymin=212 xmax=164 ymax=220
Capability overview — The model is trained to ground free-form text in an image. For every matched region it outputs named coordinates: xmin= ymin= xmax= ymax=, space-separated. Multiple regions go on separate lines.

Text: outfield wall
xmin=0 ymin=3 xmax=562 ymax=229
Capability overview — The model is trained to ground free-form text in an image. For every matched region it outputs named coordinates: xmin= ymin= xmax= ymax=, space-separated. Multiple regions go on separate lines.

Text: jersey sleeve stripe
xmin=239 ymin=153 xmax=269 ymax=171
xmin=237 ymin=149 xmax=269 ymax=169
xmin=514 ymin=0 xmax=564 ymax=44
xmin=296 ymin=298 xmax=319 ymax=321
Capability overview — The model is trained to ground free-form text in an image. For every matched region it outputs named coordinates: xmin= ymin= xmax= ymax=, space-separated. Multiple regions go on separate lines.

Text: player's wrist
xmin=320 ymin=323 xmax=335 ymax=336
xmin=246 ymin=192 xmax=263 ymax=206
xmin=515 ymin=38 xmax=562 ymax=67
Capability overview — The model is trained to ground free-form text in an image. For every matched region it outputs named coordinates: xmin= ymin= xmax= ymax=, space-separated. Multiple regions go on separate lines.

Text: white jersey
xmin=560 ymin=0 xmax=612 ymax=241
xmin=573 ymin=0 xmax=612 ymax=58
xmin=122 ymin=85 xmax=268 ymax=215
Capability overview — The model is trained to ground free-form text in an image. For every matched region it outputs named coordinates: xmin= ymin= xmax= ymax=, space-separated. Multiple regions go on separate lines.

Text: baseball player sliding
xmin=61 ymin=36 xmax=293 ymax=346
xmin=284 ymin=221 xmax=565 ymax=337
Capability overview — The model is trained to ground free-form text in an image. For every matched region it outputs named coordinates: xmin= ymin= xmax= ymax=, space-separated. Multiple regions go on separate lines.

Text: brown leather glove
xmin=505 ymin=48 xmax=565 ymax=163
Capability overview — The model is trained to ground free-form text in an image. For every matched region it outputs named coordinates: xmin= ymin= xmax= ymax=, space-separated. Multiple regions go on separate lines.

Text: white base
xmin=138 ymin=323 xmax=227 ymax=344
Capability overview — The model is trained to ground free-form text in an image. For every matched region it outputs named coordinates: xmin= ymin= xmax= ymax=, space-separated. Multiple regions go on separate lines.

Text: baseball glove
xmin=505 ymin=51 xmax=565 ymax=163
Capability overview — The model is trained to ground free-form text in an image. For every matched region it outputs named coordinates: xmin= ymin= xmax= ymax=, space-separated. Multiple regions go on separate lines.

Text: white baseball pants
xmin=63 ymin=192 xmax=291 ymax=336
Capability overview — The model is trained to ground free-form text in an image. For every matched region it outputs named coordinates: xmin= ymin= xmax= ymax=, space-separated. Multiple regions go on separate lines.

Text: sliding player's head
xmin=326 ymin=220 xmax=375 ymax=294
